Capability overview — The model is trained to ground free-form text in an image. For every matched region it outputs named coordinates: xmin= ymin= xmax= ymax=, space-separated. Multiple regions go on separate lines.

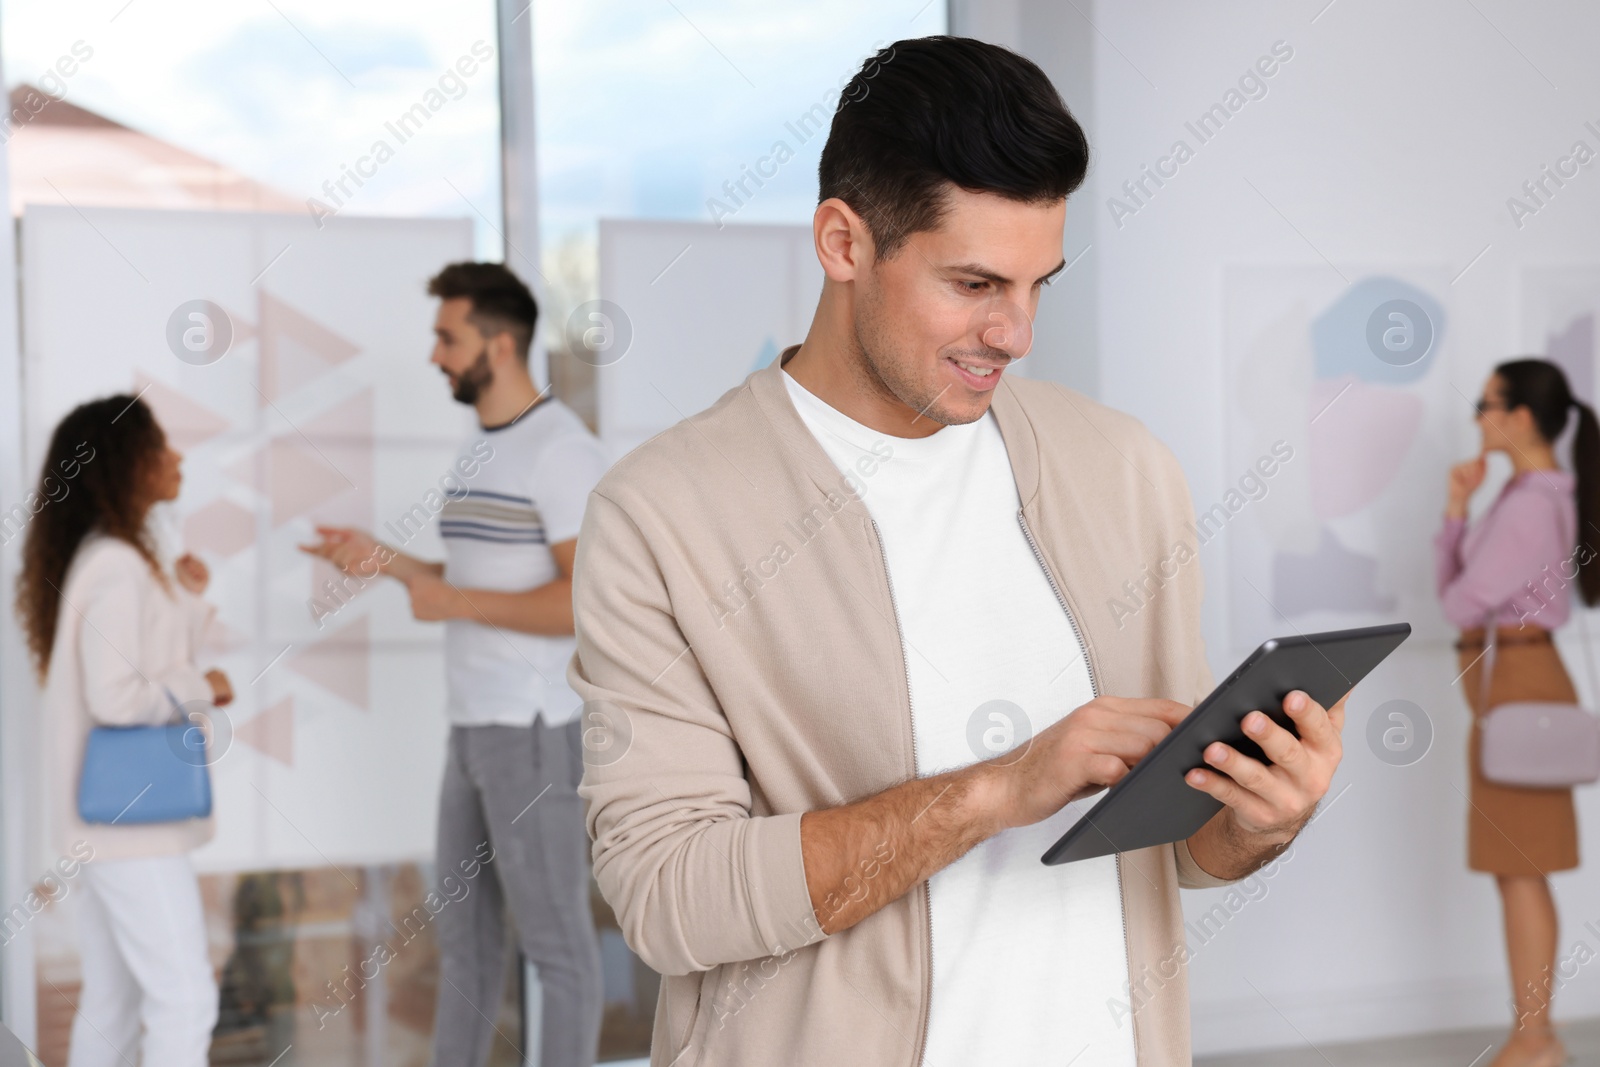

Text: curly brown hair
xmin=14 ymin=394 xmax=168 ymax=676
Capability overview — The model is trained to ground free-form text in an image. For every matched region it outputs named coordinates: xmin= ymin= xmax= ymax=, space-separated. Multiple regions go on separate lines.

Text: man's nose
xmin=968 ymin=297 xmax=1034 ymax=359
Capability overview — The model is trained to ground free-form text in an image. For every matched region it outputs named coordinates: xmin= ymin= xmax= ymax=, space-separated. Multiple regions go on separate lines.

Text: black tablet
xmin=1040 ymin=622 xmax=1411 ymax=866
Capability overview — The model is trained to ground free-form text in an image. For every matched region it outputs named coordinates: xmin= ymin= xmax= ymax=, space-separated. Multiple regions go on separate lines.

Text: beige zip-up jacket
xmin=570 ymin=348 xmax=1242 ymax=1066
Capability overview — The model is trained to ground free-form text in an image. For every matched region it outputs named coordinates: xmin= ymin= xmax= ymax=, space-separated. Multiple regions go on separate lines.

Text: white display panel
xmin=1521 ymin=266 xmax=1600 ymax=401
xmin=18 ymin=204 xmax=476 ymax=873
xmin=596 ymin=218 xmax=822 ymax=457
xmin=1222 ymin=265 xmax=1460 ymax=650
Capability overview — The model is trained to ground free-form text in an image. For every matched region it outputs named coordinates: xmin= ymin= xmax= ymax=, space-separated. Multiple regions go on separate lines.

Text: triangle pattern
xmin=297 ymin=389 xmax=374 ymax=530
xmin=268 ymin=435 xmax=352 ymax=526
xmin=258 ymin=291 xmax=362 ymax=403
xmin=236 ymin=695 xmax=295 ymax=767
xmin=287 ymin=614 xmax=369 ymax=710
xmin=182 ymin=498 xmax=255 ymax=558
xmin=132 ymin=373 xmax=230 ymax=452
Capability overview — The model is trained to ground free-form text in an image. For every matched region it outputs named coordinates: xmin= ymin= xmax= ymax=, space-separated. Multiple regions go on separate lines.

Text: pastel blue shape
xmin=1311 ymin=275 xmax=1444 ymax=385
xmin=752 ymin=336 xmax=779 ymax=372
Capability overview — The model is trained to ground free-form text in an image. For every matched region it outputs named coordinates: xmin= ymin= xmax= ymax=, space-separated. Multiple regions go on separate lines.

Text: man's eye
xmin=960 ymin=281 xmax=987 ymax=293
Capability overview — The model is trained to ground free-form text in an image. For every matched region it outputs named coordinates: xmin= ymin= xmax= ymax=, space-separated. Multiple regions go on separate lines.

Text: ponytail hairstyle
xmin=14 ymin=394 xmax=169 ymax=677
xmin=1494 ymin=358 xmax=1600 ymax=606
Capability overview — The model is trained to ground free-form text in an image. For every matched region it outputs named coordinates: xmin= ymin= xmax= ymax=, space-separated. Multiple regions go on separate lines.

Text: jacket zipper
xmin=1018 ymin=508 xmax=1136 ymax=1059
xmin=1017 ymin=509 xmax=1099 ymax=698
xmin=868 ymin=517 xmax=934 ymax=1067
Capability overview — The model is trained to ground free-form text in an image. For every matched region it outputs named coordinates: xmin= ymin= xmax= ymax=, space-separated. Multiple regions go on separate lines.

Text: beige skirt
xmin=1456 ymin=626 xmax=1580 ymax=875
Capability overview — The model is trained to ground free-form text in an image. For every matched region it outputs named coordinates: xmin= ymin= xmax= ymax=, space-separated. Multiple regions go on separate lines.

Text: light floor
xmin=602 ymin=1016 xmax=1600 ymax=1067
xmin=249 ymin=1016 xmax=1600 ymax=1066
xmin=1195 ymin=1015 xmax=1600 ymax=1066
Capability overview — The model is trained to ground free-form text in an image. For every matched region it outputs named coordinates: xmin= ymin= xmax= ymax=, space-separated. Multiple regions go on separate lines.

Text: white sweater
xmin=43 ymin=535 xmax=218 ymax=861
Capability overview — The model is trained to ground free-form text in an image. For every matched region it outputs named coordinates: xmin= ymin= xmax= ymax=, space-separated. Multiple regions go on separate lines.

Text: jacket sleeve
xmin=1170 ymin=588 xmax=1244 ymax=888
xmin=77 ymin=550 xmax=213 ymax=726
xmin=568 ymin=490 xmax=823 ymax=976
xmin=1433 ymin=516 xmax=1467 ymax=601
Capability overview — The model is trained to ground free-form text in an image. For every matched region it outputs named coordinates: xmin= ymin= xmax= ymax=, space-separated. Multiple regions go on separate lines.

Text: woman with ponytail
xmin=15 ymin=395 xmax=228 ymax=1067
xmin=1437 ymin=358 xmax=1600 ymax=1067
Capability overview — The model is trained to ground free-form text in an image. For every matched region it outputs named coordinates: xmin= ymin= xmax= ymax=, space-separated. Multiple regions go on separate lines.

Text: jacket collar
xmin=749 ymin=345 xmax=1042 ymax=509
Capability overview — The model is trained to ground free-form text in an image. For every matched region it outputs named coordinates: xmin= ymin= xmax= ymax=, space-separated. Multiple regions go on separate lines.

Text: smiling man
xmin=570 ymin=35 xmax=1344 ymax=1067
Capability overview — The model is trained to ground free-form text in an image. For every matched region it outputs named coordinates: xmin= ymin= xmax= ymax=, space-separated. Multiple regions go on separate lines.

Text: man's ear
xmin=814 ymin=197 xmax=874 ymax=283
xmin=487 ymin=329 xmax=520 ymax=371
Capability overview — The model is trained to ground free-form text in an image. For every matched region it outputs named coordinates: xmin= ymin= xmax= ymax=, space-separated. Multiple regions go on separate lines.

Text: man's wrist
xmin=1199 ymin=808 xmax=1298 ymax=877
xmin=1226 ymin=811 xmax=1295 ymax=850
xmin=955 ymin=762 xmax=1010 ymax=839
xmin=369 ymin=542 xmax=401 ymax=576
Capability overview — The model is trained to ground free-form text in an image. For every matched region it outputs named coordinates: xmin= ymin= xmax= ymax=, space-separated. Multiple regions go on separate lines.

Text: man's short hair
xmin=817 ymin=36 xmax=1090 ymax=261
xmin=427 ymin=262 xmax=539 ymax=363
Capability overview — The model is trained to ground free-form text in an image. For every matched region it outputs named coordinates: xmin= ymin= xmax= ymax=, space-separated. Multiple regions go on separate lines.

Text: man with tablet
xmin=569 ymin=36 xmax=1351 ymax=1067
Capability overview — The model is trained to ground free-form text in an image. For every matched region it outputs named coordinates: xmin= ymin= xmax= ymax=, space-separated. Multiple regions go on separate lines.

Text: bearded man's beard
xmin=450 ymin=350 xmax=493 ymax=405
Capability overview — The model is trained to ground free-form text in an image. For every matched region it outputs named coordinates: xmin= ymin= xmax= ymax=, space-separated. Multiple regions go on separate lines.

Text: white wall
xmin=950 ymin=0 xmax=1099 ymax=398
xmin=958 ymin=0 xmax=1600 ymax=1055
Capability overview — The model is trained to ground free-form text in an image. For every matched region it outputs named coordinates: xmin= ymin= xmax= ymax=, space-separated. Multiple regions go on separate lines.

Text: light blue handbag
xmin=77 ymin=689 xmax=213 ymax=825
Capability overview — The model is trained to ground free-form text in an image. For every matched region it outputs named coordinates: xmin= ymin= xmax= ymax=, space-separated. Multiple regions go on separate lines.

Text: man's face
xmin=854 ymin=186 xmax=1067 ymax=427
xmin=431 ymin=297 xmax=494 ymax=405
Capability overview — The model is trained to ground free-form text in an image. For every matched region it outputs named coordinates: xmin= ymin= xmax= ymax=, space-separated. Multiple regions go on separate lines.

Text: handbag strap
xmin=1478 ymin=609 xmax=1496 ymax=713
xmin=1477 ymin=605 xmax=1600 ymax=714
xmin=1576 ymin=606 xmax=1600 ymax=712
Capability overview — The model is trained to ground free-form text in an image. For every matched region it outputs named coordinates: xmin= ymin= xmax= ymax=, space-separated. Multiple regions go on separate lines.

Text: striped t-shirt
xmin=441 ymin=397 xmax=610 ymax=727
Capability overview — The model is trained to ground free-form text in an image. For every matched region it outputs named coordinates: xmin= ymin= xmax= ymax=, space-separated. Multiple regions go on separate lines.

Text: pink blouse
xmin=1434 ymin=468 xmax=1578 ymax=631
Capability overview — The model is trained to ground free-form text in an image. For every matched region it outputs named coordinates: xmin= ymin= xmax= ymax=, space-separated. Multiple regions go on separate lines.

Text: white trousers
xmin=68 ymin=854 xmax=218 ymax=1067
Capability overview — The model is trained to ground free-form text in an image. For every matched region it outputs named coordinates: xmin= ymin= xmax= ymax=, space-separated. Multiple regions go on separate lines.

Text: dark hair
xmin=15 ymin=395 xmax=168 ymax=675
xmin=427 ymin=261 xmax=539 ymax=363
xmin=1494 ymin=358 xmax=1600 ymax=606
xmin=817 ymin=36 xmax=1090 ymax=261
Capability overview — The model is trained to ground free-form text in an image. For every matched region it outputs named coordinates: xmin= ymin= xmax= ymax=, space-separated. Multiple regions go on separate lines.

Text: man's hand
xmin=174 ymin=553 xmax=209 ymax=595
xmin=299 ymin=525 xmax=388 ymax=575
xmin=406 ymin=574 xmax=469 ymax=621
xmin=299 ymin=525 xmax=442 ymax=583
xmin=1184 ymin=689 xmax=1345 ymax=873
xmin=987 ymin=696 xmax=1192 ymax=831
xmin=802 ymin=695 xmax=1189 ymax=937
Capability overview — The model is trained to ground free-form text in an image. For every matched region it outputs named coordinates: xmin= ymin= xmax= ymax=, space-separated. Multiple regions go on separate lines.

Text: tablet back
xmin=1041 ymin=622 xmax=1411 ymax=865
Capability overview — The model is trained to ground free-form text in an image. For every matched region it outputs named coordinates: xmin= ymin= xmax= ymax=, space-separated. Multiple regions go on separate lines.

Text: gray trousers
xmin=430 ymin=718 xmax=603 ymax=1067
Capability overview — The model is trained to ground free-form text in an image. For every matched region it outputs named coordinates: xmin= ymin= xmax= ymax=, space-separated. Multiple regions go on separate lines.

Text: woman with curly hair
xmin=16 ymin=394 xmax=230 ymax=1067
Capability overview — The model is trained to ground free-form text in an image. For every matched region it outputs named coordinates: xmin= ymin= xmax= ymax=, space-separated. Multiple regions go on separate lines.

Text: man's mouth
xmin=947 ymin=355 xmax=1008 ymax=388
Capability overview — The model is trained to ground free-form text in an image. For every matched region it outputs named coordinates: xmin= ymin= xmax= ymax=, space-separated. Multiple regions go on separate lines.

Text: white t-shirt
xmin=439 ymin=397 xmax=610 ymax=728
xmin=783 ymin=368 xmax=1136 ymax=1066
